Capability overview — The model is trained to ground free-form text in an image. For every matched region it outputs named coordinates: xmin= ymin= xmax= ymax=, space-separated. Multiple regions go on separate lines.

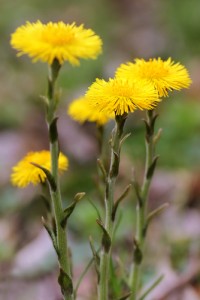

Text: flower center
xmin=140 ymin=61 xmax=169 ymax=79
xmin=42 ymin=29 xmax=74 ymax=46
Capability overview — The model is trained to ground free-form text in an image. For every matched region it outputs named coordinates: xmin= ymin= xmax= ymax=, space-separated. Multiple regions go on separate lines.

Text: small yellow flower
xmin=10 ymin=21 xmax=102 ymax=65
xmin=11 ymin=150 xmax=68 ymax=188
xmin=116 ymin=58 xmax=192 ymax=97
xmin=85 ymin=78 xmax=159 ymax=115
xmin=68 ymin=97 xmax=114 ymax=125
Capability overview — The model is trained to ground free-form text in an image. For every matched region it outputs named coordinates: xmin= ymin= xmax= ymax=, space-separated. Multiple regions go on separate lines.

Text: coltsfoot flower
xmin=10 ymin=21 xmax=102 ymax=65
xmin=68 ymin=96 xmax=114 ymax=125
xmin=11 ymin=150 xmax=68 ymax=188
xmin=116 ymin=57 xmax=192 ymax=97
xmin=85 ymin=78 xmax=159 ymax=115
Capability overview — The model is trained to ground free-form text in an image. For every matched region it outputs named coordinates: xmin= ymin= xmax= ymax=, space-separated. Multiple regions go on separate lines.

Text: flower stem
xmin=129 ymin=110 xmax=157 ymax=300
xmin=96 ymin=125 xmax=106 ymax=203
xmin=97 ymin=124 xmax=104 ymax=156
xmin=98 ymin=114 xmax=127 ymax=300
xmin=47 ymin=59 xmax=73 ymax=300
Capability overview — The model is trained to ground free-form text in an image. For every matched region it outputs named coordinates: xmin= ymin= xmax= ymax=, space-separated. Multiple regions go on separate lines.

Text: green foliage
xmin=163 ymin=0 xmax=200 ymax=56
xmin=169 ymin=238 xmax=190 ymax=272
xmin=124 ymin=98 xmax=200 ymax=168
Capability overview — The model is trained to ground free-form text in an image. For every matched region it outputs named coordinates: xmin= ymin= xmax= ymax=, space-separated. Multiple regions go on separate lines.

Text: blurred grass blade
xmin=112 ymin=210 xmax=123 ymax=241
xmin=87 ymin=197 xmax=102 ymax=220
xmin=147 ymin=203 xmax=169 ymax=224
xmin=112 ymin=184 xmax=131 ymax=221
xmin=97 ymin=158 xmax=107 ymax=180
xmin=89 ymin=236 xmax=100 ymax=282
xmin=139 ymin=274 xmax=164 ymax=300
xmin=74 ymin=254 xmax=97 ymax=298
xmin=117 ymin=292 xmax=132 ymax=300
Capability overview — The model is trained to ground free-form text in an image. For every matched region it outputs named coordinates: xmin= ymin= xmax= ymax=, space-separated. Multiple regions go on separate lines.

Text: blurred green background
xmin=0 ymin=0 xmax=200 ymax=299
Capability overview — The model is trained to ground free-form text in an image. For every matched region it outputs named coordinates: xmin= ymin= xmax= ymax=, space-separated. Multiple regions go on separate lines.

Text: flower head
xmin=10 ymin=21 xmax=102 ymax=65
xmin=68 ymin=96 xmax=114 ymax=125
xmin=11 ymin=150 xmax=68 ymax=188
xmin=116 ymin=58 xmax=192 ymax=97
xmin=85 ymin=78 xmax=159 ymax=115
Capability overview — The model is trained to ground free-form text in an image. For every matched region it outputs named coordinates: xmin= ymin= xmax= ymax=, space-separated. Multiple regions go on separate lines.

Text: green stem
xmin=98 ymin=114 xmax=127 ymax=300
xmin=47 ymin=59 xmax=73 ymax=300
xmin=96 ymin=125 xmax=106 ymax=203
xmin=129 ymin=110 xmax=156 ymax=300
xmin=97 ymin=124 xmax=104 ymax=156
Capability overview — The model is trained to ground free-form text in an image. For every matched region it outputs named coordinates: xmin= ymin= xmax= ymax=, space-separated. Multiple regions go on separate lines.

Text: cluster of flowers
xmin=10 ymin=21 xmax=191 ymax=187
xmin=69 ymin=57 xmax=191 ymax=124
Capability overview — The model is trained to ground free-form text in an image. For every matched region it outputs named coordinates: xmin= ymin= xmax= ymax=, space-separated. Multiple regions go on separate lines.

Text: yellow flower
xmin=11 ymin=150 xmax=68 ymax=188
xmin=68 ymin=96 xmax=114 ymax=125
xmin=116 ymin=57 xmax=192 ymax=97
xmin=85 ymin=78 xmax=159 ymax=115
xmin=10 ymin=21 xmax=102 ymax=65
